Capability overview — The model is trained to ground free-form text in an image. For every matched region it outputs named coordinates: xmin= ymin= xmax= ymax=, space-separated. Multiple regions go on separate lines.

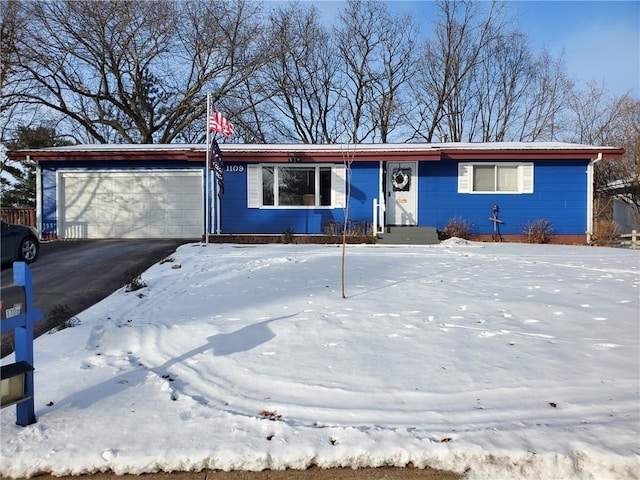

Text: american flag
xmin=209 ymin=111 xmax=234 ymax=139
xmin=209 ymin=137 xmax=224 ymax=196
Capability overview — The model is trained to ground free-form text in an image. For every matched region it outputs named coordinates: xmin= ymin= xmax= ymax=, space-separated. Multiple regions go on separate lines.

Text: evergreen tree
xmin=1 ymin=125 xmax=72 ymax=208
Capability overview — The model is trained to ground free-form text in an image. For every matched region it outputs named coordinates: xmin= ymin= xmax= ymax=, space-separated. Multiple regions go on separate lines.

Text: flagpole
xmin=205 ymin=93 xmax=211 ymax=245
xmin=216 ymin=173 xmax=221 ymax=235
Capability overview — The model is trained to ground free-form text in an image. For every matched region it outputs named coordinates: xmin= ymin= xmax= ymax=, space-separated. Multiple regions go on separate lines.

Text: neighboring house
xmin=606 ymin=179 xmax=640 ymax=233
xmin=6 ymin=142 xmax=624 ymax=244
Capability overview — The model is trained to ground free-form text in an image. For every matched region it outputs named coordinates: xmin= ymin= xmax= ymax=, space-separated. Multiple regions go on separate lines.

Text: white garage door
xmin=59 ymin=170 xmax=203 ymax=239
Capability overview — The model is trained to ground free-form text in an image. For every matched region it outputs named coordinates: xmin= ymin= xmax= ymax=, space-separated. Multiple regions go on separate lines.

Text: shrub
xmin=592 ymin=219 xmax=620 ymax=246
xmin=522 ymin=219 xmax=554 ymax=243
xmin=439 ymin=217 xmax=474 ymax=240
xmin=282 ymin=227 xmax=295 ymax=244
xmin=47 ymin=303 xmax=80 ymax=333
xmin=125 ymin=269 xmax=147 ymax=292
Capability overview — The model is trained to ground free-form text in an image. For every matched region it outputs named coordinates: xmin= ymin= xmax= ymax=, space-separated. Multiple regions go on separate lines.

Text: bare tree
xmin=469 ymin=29 xmax=535 ymax=141
xmin=409 ymin=0 xmax=504 ymax=142
xmin=335 ymin=0 xmax=387 ymax=143
xmin=0 ymin=0 xmax=37 ymax=141
xmin=515 ymin=49 xmax=572 ymax=141
xmin=365 ymin=7 xmax=419 ymax=142
xmin=568 ymin=82 xmax=630 ymax=145
xmin=6 ymin=0 xmax=268 ymax=144
xmin=262 ymin=2 xmax=340 ymax=143
xmin=566 ymin=84 xmax=639 ymax=230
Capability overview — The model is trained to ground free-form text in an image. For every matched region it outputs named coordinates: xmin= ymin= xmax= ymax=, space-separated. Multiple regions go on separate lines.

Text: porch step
xmin=377 ymin=226 xmax=439 ymax=245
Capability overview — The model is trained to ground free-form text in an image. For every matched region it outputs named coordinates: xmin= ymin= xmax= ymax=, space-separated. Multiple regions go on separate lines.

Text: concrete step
xmin=377 ymin=226 xmax=439 ymax=245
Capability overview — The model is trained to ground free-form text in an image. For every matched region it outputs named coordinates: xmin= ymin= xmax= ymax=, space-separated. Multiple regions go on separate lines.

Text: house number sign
xmin=225 ymin=165 xmax=244 ymax=172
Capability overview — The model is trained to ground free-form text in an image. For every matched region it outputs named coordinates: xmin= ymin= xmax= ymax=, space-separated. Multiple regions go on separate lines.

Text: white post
xmin=205 ymin=93 xmax=211 ymax=244
xmin=378 ymin=161 xmax=385 ymax=232
xmin=633 ymin=230 xmax=637 ymax=250
xmin=32 ymin=156 xmax=42 ymax=239
xmin=586 ymin=153 xmax=603 ymax=244
xmin=372 ymin=198 xmax=378 ymax=236
xmin=216 ymin=187 xmax=221 ymax=234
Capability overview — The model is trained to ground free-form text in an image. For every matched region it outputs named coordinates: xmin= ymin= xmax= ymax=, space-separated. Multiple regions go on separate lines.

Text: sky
xmin=1 ymin=240 xmax=638 ymax=479
xmin=290 ymin=0 xmax=640 ymax=99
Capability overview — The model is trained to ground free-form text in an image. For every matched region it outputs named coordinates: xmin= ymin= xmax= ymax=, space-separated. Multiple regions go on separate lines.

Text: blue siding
xmin=418 ymin=159 xmax=588 ymax=235
xmin=40 ymin=156 xmax=590 ymax=238
xmin=220 ymin=162 xmax=379 ymax=234
xmin=41 ymin=166 xmax=58 ymax=234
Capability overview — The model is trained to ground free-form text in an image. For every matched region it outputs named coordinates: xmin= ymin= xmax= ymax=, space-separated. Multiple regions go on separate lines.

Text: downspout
xmin=30 ymin=155 xmax=42 ymax=239
xmin=586 ymin=152 xmax=603 ymax=245
xmin=379 ymin=160 xmax=385 ymax=232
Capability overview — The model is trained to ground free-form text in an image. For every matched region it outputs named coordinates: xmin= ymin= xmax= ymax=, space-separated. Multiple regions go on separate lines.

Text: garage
xmin=58 ymin=170 xmax=203 ymax=239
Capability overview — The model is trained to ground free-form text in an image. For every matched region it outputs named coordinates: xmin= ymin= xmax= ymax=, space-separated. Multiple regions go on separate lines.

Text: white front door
xmin=386 ymin=162 xmax=418 ymax=226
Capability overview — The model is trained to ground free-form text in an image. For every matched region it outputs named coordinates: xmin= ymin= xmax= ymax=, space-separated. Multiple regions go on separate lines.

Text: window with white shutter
xmin=458 ymin=163 xmax=534 ymax=194
xmin=247 ymin=164 xmax=346 ymax=208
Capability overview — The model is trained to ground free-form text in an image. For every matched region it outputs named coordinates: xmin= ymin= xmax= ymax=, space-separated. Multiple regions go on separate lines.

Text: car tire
xmin=19 ymin=237 xmax=39 ymax=263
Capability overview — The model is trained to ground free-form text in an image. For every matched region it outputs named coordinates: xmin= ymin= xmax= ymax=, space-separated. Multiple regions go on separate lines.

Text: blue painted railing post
xmin=1 ymin=262 xmax=42 ymax=426
xmin=14 ymin=262 xmax=36 ymax=426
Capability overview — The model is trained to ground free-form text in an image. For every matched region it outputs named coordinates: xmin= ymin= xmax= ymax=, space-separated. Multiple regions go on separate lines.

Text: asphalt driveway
xmin=1 ymin=239 xmax=190 ymax=358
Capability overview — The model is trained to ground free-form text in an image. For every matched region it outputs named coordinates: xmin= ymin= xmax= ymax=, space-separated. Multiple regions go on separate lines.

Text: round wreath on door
xmin=392 ymin=168 xmax=411 ymax=191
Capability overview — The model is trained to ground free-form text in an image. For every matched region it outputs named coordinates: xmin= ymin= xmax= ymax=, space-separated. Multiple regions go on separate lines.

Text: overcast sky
xmin=279 ymin=0 xmax=639 ymax=99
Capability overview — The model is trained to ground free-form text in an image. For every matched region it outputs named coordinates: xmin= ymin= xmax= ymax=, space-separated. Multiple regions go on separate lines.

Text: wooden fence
xmin=0 ymin=208 xmax=36 ymax=227
xmin=616 ymin=230 xmax=638 ymax=250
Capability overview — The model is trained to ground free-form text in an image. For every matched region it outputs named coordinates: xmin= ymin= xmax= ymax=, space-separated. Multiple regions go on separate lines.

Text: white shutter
xmin=332 ymin=165 xmax=346 ymax=208
xmin=247 ymin=165 xmax=260 ymax=208
xmin=458 ymin=163 xmax=471 ymax=193
xmin=520 ymin=164 xmax=534 ymax=193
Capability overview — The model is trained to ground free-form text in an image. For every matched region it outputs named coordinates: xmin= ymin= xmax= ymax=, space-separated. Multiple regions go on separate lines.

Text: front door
xmin=386 ymin=162 xmax=418 ymax=226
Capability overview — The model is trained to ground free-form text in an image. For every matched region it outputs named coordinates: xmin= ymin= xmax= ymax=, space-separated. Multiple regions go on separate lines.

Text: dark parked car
xmin=1 ymin=220 xmax=40 ymax=264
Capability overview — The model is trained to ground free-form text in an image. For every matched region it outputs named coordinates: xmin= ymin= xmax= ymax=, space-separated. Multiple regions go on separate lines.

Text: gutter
xmin=586 ymin=152 xmax=603 ymax=244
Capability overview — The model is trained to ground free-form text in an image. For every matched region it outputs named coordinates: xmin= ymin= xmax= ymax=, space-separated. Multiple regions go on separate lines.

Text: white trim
xmin=458 ymin=162 xmax=534 ymax=194
xmin=586 ymin=153 xmax=603 ymax=243
xmin=56 ymin=169 xmax=203 ymax=239
xmin=386 ymin=161 xmax=418 ymax=226
xmin=458 ymin=164 xmax=471 ymax=193
xmin=378 ymin=161 xmax=385 ymax=232
xmin=520 ymin=164 xmax=534 ymax=193
xmin=247 ymin=164 xmax=261 ymax=208
xmin=332 ymin=165 xmax=346 ymax=209
xmin=32 ymin=156 xmax=42 ymax=239
xmin=247 ymin=164 xmax=345 ymax=209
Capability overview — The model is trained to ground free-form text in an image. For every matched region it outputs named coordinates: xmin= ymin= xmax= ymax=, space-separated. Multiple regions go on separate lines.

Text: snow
xmin=16 ymin=140 xmax=622 ymax=154
xmin=1 ymin=241 xmax=639 ymax=479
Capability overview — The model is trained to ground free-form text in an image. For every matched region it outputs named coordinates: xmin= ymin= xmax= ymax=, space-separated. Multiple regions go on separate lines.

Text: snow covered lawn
xmin=1 ymin=241 xmax=639 ymax=479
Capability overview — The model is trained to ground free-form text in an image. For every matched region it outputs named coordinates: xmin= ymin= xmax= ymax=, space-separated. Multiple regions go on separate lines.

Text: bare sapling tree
xmin=340 ymin=143 xmax=356 ymax=299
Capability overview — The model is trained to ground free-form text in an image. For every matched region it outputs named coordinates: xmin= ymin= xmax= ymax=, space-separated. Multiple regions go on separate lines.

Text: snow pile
xmin=1 ymin=242 xmax=639 ymax=479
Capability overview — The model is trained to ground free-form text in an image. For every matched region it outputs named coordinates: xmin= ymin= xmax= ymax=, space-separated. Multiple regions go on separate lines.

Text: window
xmin=248 ymin=165 xmax=345 ymax=208
xmin=458 ymin=163 xmax=533 ymax=194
